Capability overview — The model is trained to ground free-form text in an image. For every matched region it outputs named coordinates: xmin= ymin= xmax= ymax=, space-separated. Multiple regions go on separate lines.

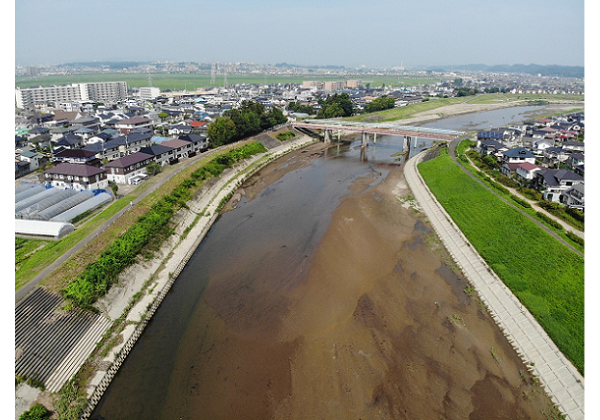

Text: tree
xmin=364 ymin=96 xmax=395 ymax=113
xmin=158 ymin=112 xmax=169 ymax=121
xmin=207 ymin=116 xmax=237 ymax=147
xmin=146 ymin=162 xmax=162 ymax=176
xmin=109 ymin=182 xmax=119 ymax=196
xmin=316 ymin=93 xmax=355 ymax=119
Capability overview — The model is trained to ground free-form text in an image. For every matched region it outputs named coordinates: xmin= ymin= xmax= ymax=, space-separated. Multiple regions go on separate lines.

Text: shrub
xmin=566 ymin=231 xmax=584 ymax=246
xmin=19 ymin=404 xmax=50 ymax=420
xmin=535 ymin=212 xmax=564 ymax=230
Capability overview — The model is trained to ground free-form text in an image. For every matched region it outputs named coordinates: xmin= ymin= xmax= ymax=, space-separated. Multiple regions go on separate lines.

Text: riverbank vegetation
xmin=462 ymin=145 xmax=584 ymax=234
xmin=207 ymin=100 xmax=287 ymax=147
xmin=418 ymin=149 xmax=584 ymax=374
xmin=61 ymin=142 xmax=267 ymax=309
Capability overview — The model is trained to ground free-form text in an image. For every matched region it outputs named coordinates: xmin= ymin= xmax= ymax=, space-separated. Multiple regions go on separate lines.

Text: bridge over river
xmin=293 ymin=119 xmax=465 ymax=147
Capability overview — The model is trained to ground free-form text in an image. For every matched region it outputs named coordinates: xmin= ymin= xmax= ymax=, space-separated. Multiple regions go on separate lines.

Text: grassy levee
xmin=418 ymin=149 xmax=584 ymax=374
xmin=345 ymin=97 xmax=468 ymax=122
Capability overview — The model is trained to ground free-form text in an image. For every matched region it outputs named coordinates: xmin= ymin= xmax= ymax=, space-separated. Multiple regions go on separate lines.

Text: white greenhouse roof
xmin=15 ymin=219 xmax=75 ymax=240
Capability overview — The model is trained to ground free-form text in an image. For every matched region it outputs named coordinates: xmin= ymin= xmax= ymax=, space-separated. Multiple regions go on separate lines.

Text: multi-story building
xmin=43 ymin=163 xmax=108 ymax=191
xmin=15 ymin=82 xmax=128 ymax=109
xmin=139 ymin=86 xmax=161 ymax=101
xmin=323 ymin=81 xmax=347 ymax=91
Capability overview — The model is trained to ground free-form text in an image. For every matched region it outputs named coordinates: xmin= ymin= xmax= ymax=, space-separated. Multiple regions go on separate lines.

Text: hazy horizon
xmin=14 ymin=0 xmax=585 ymax=69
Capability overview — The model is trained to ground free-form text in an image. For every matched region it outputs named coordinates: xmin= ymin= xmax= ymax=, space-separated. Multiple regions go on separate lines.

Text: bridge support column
xmin=403 ymin=135 xmax=410 ymax=151
xmin=324 ymin=129 xmax=332 ymax=143
xmin=362 ymin=132 xmax=368 ymax=148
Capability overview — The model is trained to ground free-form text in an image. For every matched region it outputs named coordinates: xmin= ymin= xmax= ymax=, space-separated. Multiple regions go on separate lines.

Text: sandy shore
xmin=393 ymin=100 xmax=582 ymax=126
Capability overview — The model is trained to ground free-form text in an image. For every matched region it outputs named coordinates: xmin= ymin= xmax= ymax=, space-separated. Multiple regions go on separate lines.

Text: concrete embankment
xmin=77 ymin=135 xmax=317 ymax=419
xmin=403 ymin=150 xmax=584 ymax=420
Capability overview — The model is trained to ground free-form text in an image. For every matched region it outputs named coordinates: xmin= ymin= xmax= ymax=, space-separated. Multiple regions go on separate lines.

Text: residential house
xmin=16 ymin=150 xmax=45 ymax=174
xmin=501 ymin=147 xmax=536 ymax=165
xmin=54 ymin=133 xmax=84 ymax=149
xmin=566 ymin=153 xmax=584 ymax=170
xmin=561 ymin=183 xmax=584 ymax=210
xmin=515 ymin=162 xmax=544 ymax=185
xmin=105 ymin=152 xmax=154 ymax=184
xmin=85 ymin=131 xmax=113 ymax=146
xmin=543 ymin=147 xmax=570 ymax=166
xmin=159 ymin=138 xmax=193 ymax=163
xmin=477 ymin=138 xmax=508 ymax=157
xmin=178 ymin=134 xmax=209 ymax=156
xmin=138 ymin=144 xmax=175 ymax=166
xmin=168 ymin=124 xmax=193 ymax=136
xmin=533 ymin=138 xmax=554 ymax=154
xmin=113 ymin=116 xmax=153 ymax=134
xmin=53 ymin=149 xmax=102 ymax=167
xmin=534 ymin=169 xmax=584 ymax=203
xmin=43 ymin=163 xmax=108 ymax=191
xmin=561 ymin=141 xmax=584 ymax=153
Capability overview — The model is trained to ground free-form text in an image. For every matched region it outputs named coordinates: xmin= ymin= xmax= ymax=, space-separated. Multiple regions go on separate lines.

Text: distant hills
xmin=428 ymin=64 xmax=584 ymax=78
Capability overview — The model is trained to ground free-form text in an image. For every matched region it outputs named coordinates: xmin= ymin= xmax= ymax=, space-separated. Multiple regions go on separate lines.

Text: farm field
xmin=418 ymin=149 xmax=584 ymax=374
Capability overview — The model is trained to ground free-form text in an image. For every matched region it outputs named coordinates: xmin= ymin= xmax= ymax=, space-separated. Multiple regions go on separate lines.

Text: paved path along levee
xmin=403 ymin=150 xmax=584 ymax=420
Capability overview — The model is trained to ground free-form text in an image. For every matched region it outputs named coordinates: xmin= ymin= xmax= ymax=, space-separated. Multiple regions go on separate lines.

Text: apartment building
xmin=15 ymin=82 xmax=128 ymax=109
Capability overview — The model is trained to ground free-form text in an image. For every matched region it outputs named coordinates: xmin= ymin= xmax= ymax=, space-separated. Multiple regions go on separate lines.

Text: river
xmin=90 ymin=106 xmax=560 ymax=419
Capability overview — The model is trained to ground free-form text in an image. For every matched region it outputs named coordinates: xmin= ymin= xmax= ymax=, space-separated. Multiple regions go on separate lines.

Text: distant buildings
xmin=15 ymin=81 xmax=128 ymax=109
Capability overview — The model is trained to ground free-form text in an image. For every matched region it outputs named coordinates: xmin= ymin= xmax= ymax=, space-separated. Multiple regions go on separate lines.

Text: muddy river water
xmin=91 ymin=107 xmax=563 ymax=419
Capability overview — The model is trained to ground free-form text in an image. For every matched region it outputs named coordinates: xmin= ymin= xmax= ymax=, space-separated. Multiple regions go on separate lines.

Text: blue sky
xmin=14 ymin=0 xmax=585 ymax=68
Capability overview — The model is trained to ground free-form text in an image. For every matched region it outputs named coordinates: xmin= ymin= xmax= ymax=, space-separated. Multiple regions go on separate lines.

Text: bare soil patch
xmin=165 ymin=149 xmax=555 ymax=419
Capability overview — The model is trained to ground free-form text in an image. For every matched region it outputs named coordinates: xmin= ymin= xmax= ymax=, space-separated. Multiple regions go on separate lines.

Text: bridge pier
xmin=323 ymin=129 xmax=332 ymax=144
xmin=403 ymin=135 xmax=410 ymax=151
xmin=361 ymin=132 xmax=368 ymax=148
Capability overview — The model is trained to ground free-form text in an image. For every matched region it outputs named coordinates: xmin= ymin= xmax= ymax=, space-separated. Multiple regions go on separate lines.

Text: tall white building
xmin=15 ymin=81 xmax=128 ymax=109
xmin=139 ymin=86 xmax=161 ymax=101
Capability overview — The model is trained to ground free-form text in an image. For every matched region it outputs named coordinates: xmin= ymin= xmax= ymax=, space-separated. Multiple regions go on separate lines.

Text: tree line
xmin=207 ymin=100 xmax=287 ymax=147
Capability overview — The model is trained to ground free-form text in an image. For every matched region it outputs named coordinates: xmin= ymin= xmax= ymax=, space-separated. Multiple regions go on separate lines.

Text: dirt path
xmin=172 ymin=151 xmax=556 ymax=419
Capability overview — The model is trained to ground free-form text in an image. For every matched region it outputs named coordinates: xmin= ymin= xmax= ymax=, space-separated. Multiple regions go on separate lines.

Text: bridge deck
xmin=293 ymin=119 xmax=464 ymax=141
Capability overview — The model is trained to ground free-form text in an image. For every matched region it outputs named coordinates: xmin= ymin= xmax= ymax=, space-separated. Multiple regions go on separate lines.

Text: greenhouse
xmin=15 ymin=188 xmax=61 ymax=213
xmin=15 ymin=219 xmax=75 ymax=240
xmin=15 ymin=184 xmax=46 ymax=203
xmin=16 ymin=189 xmax=77 ymax=219
xmin=50 ymin=192 xmax=113 ymax=223
xmin=34 ymin=190 xmax=95 ymax=221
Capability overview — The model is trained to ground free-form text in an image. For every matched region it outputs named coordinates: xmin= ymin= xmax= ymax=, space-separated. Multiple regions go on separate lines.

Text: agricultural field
xmin=15 ymin=73 xmax=441 ymax=91
xmin=418 ymin=149 xmax=584 ymax=374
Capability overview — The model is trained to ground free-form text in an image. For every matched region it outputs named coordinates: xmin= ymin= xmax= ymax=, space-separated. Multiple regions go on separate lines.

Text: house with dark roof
xmin=53 ymin=149 xmax=102 ymax=166
xmin=561 ymin=141 xmax=584 ymax=152
xmin=476 ymin=138 xmax=508 ymax=157
xmin=566 ymin=153 xmax=584 ymax=170
xmin=168 ymin=124 xmax=193 ymax=136
xmin=83 ymin=140 xmax=122 ymax=162
xmin=561 ymin=183 xmax=584 ymax=210
xmin=105 ymin=152 xmax=154 ymax=184
xmin=43 ymin=163 xmax=108 ymax=191
xmin=17 ymin=151 xmax=45 ymax=173
xmin=54 ymin=133 xmax=84 ymax=149
xmin=178 ymin=133 xmax=209 ymax=155
xmin=501 ymin=147 xmax=536 ymax=165
xmin=139 ymin=144 xmax=175 ymax=166
xmin=543 ymin=147 xmax=570 ymax=165
xmin=534 ymin=169 xmax=584 ymax=203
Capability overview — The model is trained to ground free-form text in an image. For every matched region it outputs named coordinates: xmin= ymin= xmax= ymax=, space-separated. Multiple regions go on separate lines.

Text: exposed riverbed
xmin=90 ymin=108 xmax=562 ymax=419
